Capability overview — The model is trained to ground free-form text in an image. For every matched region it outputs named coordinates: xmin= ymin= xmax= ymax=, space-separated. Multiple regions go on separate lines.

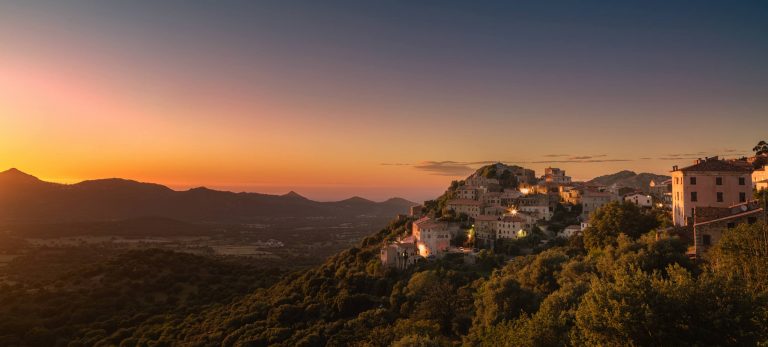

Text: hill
xmin=0 ymin=169 xmax=415 ymax=224
xmin=0 ymin=167 xmax=765 ymax=346
xmin=588 ymin=170 xmax=670 ymax=192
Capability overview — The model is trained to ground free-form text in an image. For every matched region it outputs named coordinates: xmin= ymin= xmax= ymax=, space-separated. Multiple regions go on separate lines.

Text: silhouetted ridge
xmin=282 ymin=191 xmax=308 ymax=199
xmin=0 ymin=170 xmax=415 ymax=224
xmin=0 ymin=168 xmax=43 ymax=183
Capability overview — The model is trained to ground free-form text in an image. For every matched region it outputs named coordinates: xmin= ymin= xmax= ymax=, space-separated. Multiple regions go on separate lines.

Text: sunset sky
xmin=1 ymin=1 xmax=766 ymax=202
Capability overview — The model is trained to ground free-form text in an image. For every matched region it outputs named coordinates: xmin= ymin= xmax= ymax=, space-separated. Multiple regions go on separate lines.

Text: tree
xmin=709 ymin=222 xmax=768 ymax=295
xmin=574 ymin=265 xmax=766 ymax=346
xmin=582 ymin=201 xmax=659 ymax=251
xmin=753 ymin=140 xmax=768 ymax=156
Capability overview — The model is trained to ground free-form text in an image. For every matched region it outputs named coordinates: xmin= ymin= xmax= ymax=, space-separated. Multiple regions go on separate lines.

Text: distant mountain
xmin=587 ymin=170 xmax=670 ymax=192
xmin=0 ymin=169 xmax=416 ymax=224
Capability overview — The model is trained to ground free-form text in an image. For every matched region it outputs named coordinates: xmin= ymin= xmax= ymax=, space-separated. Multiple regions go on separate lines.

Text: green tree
xmin=753 ymin=140 xmax=768 ymax=155
xmin=709 ymin=222 xmax=768 ymax=295
xmin=582 ymin=201 xmax=659 ymax=251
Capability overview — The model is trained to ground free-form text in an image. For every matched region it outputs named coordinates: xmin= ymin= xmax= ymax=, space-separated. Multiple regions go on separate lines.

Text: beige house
xmin=412 ymin=217 xmax=452 ymax=257
xmin=454 ymin=186 xmax=479 ymax=200
xmin=446 ymin=199 xmax=482 ymax=217
xmin=671 ymin=157 xmax=753 ymax=226
xmin=495 ymin=215 xmax=531 ymax=239
xmin=381 ymin=236 xmax=419 ymax=269
xmin=518 ymin=204 xmax=552 ymax=221
xmin=559 ymin=186 xmax=581 ymax=205
xmin=542 ymin=167 xmax=572 ymax=184
xmin=753 ymin=165 xmax=768 ymax=191
xmin=481 ymin=191 xmax=502 ymax=205
xmin=483 ymin=204 xmax=507 ymax=216
xmin=500 ymin=189 xmax=523 ymax=205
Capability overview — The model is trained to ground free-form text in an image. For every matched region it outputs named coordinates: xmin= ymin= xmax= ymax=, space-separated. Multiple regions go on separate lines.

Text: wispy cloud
xmin=412 ymin=161 xmax=477 ymax=176
xmin=528 ymin=158 xmax=631 ymax=164
xmin=397 ymin=156 xmax=634 ymax=176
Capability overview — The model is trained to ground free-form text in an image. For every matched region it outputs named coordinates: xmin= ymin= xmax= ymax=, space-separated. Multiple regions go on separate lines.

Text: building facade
xmin=624 ymin=192 xmax=653 ymax=207
xmin=693 ymin=201 xmax=764 ymax=256
xmin=412 ymin=217 xmax=452 ymax=257
xmin=671 ymin=157 xmax=753 ymax=226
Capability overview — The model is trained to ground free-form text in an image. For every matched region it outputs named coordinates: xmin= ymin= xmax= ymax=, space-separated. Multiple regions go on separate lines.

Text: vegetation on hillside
xmin=0 ymin=249 xmax=282 ymax=346
xmin=109 ymin=209 xmax=766 ymax=345
xmin=1 ymin=180 xmax=766 ymax=346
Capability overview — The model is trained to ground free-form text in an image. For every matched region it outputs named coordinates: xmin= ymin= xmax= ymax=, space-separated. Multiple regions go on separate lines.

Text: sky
xmin=1 ymin=1 xmax=766 ymax=202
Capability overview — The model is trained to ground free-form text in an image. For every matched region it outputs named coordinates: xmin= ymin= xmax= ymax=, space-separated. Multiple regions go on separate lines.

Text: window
xmin=740 ymin=192 xmax=746 ymax=203
xmin=717 ymin=192 xmax=723 ymax=202
xmin=716 ymin=177 xmax=722 ymax=185
xmin=691 ymin=191 xmax=697 ymax=202
xmin=739 ymin=177 xmax=746 ymax=185
xmin=690 ymin=177 xmax=697 ymax=185
xmin=703 ymin=234 xmax=711 ymax=246
xmin=727 ymin=222 xmax=736 ymax=229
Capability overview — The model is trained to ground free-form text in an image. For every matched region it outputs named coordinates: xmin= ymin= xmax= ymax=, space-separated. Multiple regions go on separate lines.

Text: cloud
xmin=529 ymin=159 xmax=631 ymax=164
xmin=408 ymin=156 xmax=633 ymax=176
xmin=412 ymin=161 xmax=476 ymax=176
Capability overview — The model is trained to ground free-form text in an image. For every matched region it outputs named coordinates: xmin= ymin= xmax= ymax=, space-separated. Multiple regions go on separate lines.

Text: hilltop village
xmin=382 ymin=154 xmax=768 ymax=269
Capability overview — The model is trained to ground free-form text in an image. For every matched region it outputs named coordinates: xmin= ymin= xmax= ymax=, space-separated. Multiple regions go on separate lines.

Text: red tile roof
xmin=447 ymin=199 xmax=482 ymax=206
xmin=675 ymin=158 xmax=753 ymax=173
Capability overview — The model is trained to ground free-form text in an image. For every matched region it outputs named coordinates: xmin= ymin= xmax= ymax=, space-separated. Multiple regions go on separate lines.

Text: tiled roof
xmin=676 ymin=159 xmax=753 ymax=172
xmin=583 ymin=191 xmax=614 ymax=197
xmin=694 ymin=208 xmax=763 ymax=226
xmin=500 ymin=215 xmax=525 ymax=222
xmin=447 ymin=199 xmax=482 ymax=206
xmin=474 ymin=215 xmax=500 ymax=221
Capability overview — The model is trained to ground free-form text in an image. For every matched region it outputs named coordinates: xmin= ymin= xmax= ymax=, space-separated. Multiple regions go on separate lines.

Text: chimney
xmin=672 ymin=165 xmax=678 ymax=171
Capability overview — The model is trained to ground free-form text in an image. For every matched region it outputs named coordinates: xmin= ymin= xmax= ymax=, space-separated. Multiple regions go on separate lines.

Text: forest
xmin=2 ymin=199 xmax=765 ymax=346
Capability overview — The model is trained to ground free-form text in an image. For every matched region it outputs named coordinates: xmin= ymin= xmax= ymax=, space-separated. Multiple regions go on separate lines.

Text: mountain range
xmin=587 ymin=170 xmax=670 ymax=192
xmin=0 ymin=168 xmax=415 ymax=224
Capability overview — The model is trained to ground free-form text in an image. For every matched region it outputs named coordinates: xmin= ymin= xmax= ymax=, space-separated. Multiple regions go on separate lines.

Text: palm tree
xmin=753 ymin=140 xmax=768 ymax=156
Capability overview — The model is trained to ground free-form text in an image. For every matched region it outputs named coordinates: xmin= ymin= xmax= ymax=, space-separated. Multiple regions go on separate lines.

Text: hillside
xmin=0 ymin=169 xmax=765 ymax=346
xmin=588 ymin=170 xmax=670 ymax=192
xmin=0 ymin=169 xmax=415 ymax=224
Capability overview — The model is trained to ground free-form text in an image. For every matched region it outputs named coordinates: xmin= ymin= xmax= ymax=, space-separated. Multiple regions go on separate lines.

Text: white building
xmin=412 ymin=217 xmax=452 ymax=257
xmin=624 ymin=192 xmax=653 ymax=207
xmin=380 ymin=236 xmax=419 ymax=269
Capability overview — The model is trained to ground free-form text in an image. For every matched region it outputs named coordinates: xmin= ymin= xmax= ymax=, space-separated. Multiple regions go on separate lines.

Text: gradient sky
xmin=1 ymin=1 xmax=767 ymax=202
